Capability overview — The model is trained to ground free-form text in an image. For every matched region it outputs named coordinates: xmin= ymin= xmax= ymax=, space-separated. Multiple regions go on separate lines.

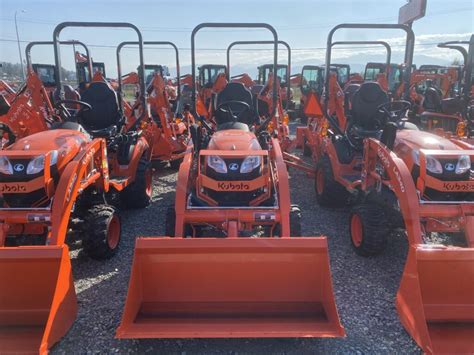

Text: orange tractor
xmin=305 ymin=23 xmax=473 ymax=353
xmin=117 ymin=41 xmax=189 ymax=168
xmin=418 ymin=35 xmax=474 ymax=139
xmin=0 ymin=21 xmax=153 ymax=354
xmin=117 ymin=22 xmax=343 ymax=340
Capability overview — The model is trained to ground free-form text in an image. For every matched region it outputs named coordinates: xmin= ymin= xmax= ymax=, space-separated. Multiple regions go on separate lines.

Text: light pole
xmin=14 ymin=9 xmax=26 ymax=80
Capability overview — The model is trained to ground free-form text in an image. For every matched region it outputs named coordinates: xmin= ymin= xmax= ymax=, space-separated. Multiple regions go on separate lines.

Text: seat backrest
xmin=344 ymin=83 xmax=361 ymax=112
xmin=423 ymin=87 xmax=442 ymax=112
xmin=80 ymin=82 xmax=121 ymax=130
xmin=441 ymin=97 xmax=463 ymax=115
xmin=350 ymin=82 xmax=388 ymax=129
xmin=215 ymin=82 xmax=254 ymax=126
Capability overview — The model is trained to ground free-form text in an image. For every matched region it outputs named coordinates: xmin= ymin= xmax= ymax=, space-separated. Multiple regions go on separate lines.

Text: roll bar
xmin=53 ymin=22 xmax=146 ymax=125
xmin=226 ymin=40 xmax=290 ymax=110
xmin=191 ymin=23 xmax=278 ymax=116
xmin=116 ymin=41 xmax=181 ymax=112
xmin=325 ymin=24 xmax=415 ymax=103
xmin=437 ymin=41 xmax=469 ymax=66
xmin=332 ymin=41 xmax=392 ymax=71
xmin=25 ymin=40 xmax=93 ymax=82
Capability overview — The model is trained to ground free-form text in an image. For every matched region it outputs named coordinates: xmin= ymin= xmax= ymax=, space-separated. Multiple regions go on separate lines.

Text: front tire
xmin=349 ymin=203 xmax=388 ymax=256
xmin=120 ymin=156 xmax=152 ymax=208
xmin=82 ymin=204 xmax=121 ymax=260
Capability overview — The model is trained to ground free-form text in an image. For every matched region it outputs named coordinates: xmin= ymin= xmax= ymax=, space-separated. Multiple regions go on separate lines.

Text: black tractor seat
xmin=350 ymin=82 xmax=389 ymax=131
xmin=215 ymin=82 xmax=256 ymax=128
xmin=78 ymin=81 xmax=123 ymax=137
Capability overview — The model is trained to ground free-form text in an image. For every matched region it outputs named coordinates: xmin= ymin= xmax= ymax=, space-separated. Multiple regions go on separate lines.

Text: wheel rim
xmin=316 ymin=169 xmax=324 ymax=195
xmin=350 ymin=214 xmax=363 ymax=247
xmin=145 ymin=167 xmax=153 ymax=197
xmin=107 ymin=215 xmax=120 ymax=249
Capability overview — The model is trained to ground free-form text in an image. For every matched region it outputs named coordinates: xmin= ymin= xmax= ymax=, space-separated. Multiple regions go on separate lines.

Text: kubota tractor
xmin=312 ymin=23 xmax=473 ymax=353
xmin=0 ymin=21 xmax=153 ymax=354
xmin=117 ymin=41 xmax=190 ymax=168
xmin=117 ymin=22 xmax=344 ymax=341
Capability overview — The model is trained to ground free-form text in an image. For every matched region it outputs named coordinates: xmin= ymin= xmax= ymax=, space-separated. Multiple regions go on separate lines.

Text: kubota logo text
xmin=217 ymin=182 xmax=250 ymax=191
xmin=0 ymin=183 xmax=27 ymax=193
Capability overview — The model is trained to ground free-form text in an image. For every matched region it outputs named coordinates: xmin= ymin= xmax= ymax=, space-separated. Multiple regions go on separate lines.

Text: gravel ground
xmin=53 ymin=121 xmax=421 ymax=354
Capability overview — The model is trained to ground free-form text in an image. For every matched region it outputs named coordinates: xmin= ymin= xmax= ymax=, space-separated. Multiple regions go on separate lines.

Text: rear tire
xmin=120 ymin=156 xmax=152 ymax=208
xmin=82 ymin=204 xmax=121 ymax=260
xmin=290 ymin=204 xmax=302 ymax=237
xmin=169 ymin=158 xmax=183 ymax=170
xmin=349 ymin=203 xmax=388 ymax=256
xmin=315 ymin=154 xmax=349 ymax=207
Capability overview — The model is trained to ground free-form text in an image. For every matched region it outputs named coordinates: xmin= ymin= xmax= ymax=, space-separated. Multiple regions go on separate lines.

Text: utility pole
xmin=14 ymin=9 xmax=26 ymax=80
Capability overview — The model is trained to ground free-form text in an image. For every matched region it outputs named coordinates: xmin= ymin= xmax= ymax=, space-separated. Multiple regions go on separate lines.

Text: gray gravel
xmin=52 ymin=121 xmax=421 ymax=354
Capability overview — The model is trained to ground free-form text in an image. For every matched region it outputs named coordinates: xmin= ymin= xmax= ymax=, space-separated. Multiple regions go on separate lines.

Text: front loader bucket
xmin=0 ymin=245 xmax=77 ymax=354
xmin=397 ymin=246 xmax=474 ymax=354
xmin=117 ymin=237 xmax=344 ymax=339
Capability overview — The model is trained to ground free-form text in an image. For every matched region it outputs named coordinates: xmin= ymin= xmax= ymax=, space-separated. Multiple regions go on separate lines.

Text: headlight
xmin=27 ymin=150 xmax=58 ymax=175
xmin=240 ymin=156 xmax=261 ymax=173
xmin=206 ymin=155 xmax=227 ymax=174
xmin=455 ymin=155 xmax=471 ymax=174
xmin=412 ymin=150 xmax=443 ymax=174
xmin=0 ymin=156 xmax=13 ymax=175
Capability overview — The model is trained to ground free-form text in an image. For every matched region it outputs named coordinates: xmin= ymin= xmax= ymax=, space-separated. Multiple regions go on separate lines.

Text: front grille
xmin=0 ymin=159 xmax=59 ymax=208
xmin=203 ymin=157 xmax=271 ymax=207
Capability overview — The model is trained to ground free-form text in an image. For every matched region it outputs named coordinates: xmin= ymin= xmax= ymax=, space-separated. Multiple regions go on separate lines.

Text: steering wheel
xmin=216 ymin=100 xmax=251 ymax=123
xmin=54 ymin=99 xmax=92 ymax=112
xmin=378 ymin=100 xmax=411 ymax=123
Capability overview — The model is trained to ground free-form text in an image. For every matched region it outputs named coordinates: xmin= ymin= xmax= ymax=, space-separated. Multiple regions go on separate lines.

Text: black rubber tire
xmin=290 ymin=204 xmax=302 ymax=237
xmin=315 ymin=154 xmax=349 ymax=207
xmin=303 ymin=137 xmax=312 ymax=157
xmin=165 ymin=206 xmax=176 ymax=236
xmin=169 ymin=157 xmax=183 ymax=170
xmin=349 ymin=203 xmax=388 ymax=256
xmin=82 ymin=204 xmax=121 ymax=260
xmin=120 ymin=156 xmax=152 ymax=208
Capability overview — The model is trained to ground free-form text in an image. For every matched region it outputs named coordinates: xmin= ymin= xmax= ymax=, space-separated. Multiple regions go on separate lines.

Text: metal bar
xmin=52 ymin=22 xmax=146 ymax=126
xmin=191 ymin=23 xmax=278 ymax=117
xmin=25 ymin=40 xmax=93 ymax=82
xmin=226 ymin=40 xmax=291 ymax=110
xmin=116 ymin=41 xmax=181 ymax=110
xmin=324 ymin=23 xmax=415 ymax=109
xmin=332 ymin=41 xmax=391 ymax=71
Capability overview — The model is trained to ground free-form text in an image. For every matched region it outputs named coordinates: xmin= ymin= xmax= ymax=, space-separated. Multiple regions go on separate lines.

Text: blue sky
xmin=0 ymin=0 xmax=473 ymax=76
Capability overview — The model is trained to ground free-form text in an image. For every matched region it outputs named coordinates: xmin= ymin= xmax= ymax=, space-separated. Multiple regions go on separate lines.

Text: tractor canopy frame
xmin=226 ymin=40 xmax=291 ymax=110
xmin=324 ymin=23 xmax=415 ymax=107
xmin=25 ymin=40 xmax=93 ymax=84
xmin=117 ymin=41 xmax=181 ymax=113
xmin=191 ymin=23 xmax=279 ymax=117
xmin=52 ymin=22 xmax=147 ymax=127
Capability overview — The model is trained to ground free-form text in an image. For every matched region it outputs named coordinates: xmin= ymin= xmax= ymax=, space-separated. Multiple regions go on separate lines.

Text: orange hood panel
xmin=208 ymin=130 xmax=261 ymax=151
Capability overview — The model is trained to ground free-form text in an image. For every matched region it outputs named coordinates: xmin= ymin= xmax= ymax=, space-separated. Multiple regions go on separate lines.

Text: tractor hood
xmin=395 ymin=130 xmax=462 ymax=151
xmin=6 ymin=129 xmax=90 ymax=170
xmin=208 ymin=130 xmax=261 ymax=151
